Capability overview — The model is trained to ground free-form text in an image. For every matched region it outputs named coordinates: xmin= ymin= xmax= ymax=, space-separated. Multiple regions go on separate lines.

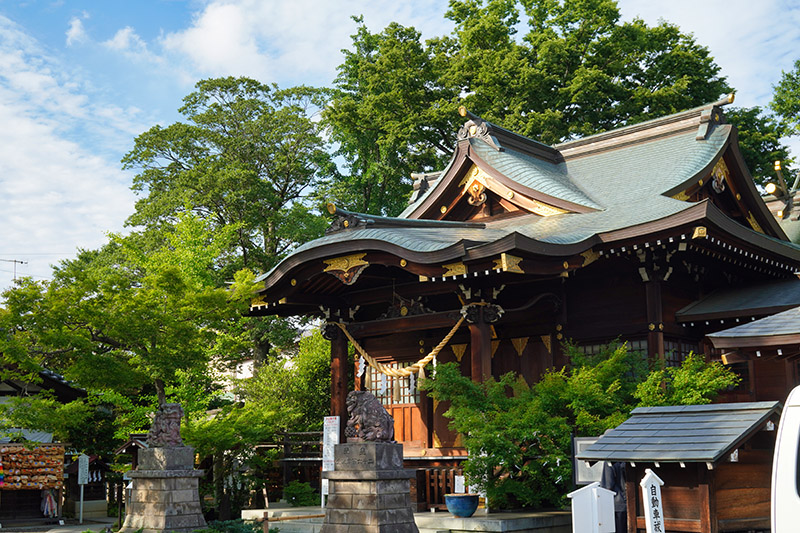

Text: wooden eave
xmin=252 ymin=199 xmax=800 ymax=316
xmin=709 ymin=333 xmax=800 ymax=350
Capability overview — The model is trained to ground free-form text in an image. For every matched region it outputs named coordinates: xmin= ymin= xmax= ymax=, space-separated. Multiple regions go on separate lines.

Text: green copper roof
xmin=468 ymin=138 xmax=601 ymax=210
xmin=676 ymin=279 xmax=800 ymax=321
xmin=564 ymin=125 xmax=730 ymax=207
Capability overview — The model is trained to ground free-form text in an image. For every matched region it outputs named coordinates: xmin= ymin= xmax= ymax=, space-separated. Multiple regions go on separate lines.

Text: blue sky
xmin=1 ymin=0 xmax=800 ymax=290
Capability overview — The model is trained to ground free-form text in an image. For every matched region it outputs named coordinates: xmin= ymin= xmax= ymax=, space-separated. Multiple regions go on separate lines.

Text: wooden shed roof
xmin=707 ymin=305 xmax=800 ymax=349
xmin=576 ymin=401 xmax=780 ymax=464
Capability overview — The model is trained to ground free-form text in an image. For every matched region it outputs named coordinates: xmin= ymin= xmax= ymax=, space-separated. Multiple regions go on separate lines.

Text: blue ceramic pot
xmin=444 ymin=494 xmax=479 ymax=517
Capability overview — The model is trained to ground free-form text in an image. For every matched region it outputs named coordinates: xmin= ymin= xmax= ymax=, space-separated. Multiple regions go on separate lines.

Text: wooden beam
xmin=348 ymin=311 xmax=462 ymax=338
xmin=625 ymin=464 xmax=637 ymax=533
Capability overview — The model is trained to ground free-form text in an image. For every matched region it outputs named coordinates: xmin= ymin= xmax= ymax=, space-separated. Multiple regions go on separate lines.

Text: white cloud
xmin=0 ymin=15 xmax=136 ymax=290
xmin=159 ymin=0 xmax=452 ymax=85
xmin=65 ymin=13 xmax=88 ymax=47
xmin=104 ymin=26 xmax=148 ymax=54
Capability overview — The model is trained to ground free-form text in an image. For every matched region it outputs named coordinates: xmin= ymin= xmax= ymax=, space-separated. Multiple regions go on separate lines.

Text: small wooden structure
xmin=64 ymin=455 xmax=109 ymax=519
xmin=578 ymin=402 xmax=781 ymax=533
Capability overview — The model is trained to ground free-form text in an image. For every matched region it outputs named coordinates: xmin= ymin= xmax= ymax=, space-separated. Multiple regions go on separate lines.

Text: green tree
xmin=242 ymin=330 xmax=332 ymax=432
xmin=772 ymin=58 xmax=800 ymax=135
xmin=0 ymin=214 xmax=255 ymax=411
xmin=634 ymin=353 xmax=740 ymax=406
xmin=326 ymin=1 xmax=730 ymax=216
xmin=724 ymin=106 xmax=792 ymax=186
xmin=324 ymin=19 xmax=460 ymax=215
xmin=422 ymin=342 xmax=737 ymax=509
xmin=123 ymin=77 xmax=333 ymax=276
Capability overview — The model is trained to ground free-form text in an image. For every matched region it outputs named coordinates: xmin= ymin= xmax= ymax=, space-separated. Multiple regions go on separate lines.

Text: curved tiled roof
xmin=256 ymin=103 xmax=795 ymax=291
xmin=469 ymin=139 xmax=601 ymax=210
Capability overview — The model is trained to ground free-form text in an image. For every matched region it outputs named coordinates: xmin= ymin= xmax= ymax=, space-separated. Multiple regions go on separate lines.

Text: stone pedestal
xmin=119 ymin=446 xmax=207 ymax=533
xmin=321 ymin=442 xmax=419 ymax=533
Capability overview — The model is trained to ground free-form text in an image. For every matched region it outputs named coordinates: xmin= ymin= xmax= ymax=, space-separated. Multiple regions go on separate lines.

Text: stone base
xmin=119 ymin=449 xmax=206 ymax=533
xmin=138 ymin=446 xmax=195 ymax=470
xmin=321 ymin=442 xmax=419 ymax=533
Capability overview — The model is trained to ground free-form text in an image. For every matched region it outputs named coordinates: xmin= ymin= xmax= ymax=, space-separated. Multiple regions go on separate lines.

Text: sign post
xmin=640 ymin=468 xmax=665 ymax=533
xmin=77 ymin=454 xmax=89 ymax=524
xmin=322 ymin=416 xmax=340 ymax=507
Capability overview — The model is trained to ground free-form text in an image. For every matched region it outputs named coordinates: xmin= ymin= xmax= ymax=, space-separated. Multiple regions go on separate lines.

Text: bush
xmin=283 ymin=480 xmax=320 ymax=507
xmin=421 ymin=342 xmax=739 ymax=510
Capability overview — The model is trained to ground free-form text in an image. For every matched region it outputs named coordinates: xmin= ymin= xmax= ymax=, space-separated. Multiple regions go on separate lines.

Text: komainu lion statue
xmin=147 ymin=402 xmax=184 ymax=447
xmin=345 ymin=391 xmax=395 ymax=442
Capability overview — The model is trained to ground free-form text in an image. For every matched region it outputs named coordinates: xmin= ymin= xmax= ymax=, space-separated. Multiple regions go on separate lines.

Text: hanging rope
xmin=334 ymin=314 xmax=466 ymax=378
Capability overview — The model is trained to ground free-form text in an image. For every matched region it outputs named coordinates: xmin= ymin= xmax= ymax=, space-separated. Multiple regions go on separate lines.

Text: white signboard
xmin=77 ymin=454 xmax=90 ymax=485
xmin=454 ymin=475 xmax=465 ymax=494
xmin=322 ymin=416 xmax=340 ymax=472
xmin=640 ymin=469 xmax=665 ymax=533
xmin=322 ymin=416 xmax=340 ymax=500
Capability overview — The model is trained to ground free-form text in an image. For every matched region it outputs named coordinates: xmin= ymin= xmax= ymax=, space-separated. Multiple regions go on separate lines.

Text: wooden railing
xmin=423 ymin=467 xmax=463 ymax=507
xmin=280 ymin=431 xmax=323 ymax=458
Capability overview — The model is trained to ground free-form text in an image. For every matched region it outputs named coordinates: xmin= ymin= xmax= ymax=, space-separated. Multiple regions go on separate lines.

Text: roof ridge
xmin=556 ymin=95 xmax=735 ymax=152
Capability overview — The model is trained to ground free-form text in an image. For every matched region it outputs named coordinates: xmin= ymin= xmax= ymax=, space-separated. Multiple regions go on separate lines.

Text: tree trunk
xmin=214 ymin=451 xmax=226 ymax=519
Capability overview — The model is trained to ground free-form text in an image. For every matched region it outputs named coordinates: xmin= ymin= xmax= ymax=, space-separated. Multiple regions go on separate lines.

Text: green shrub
xmin=421 ymin=342 xmax=739 ymax=510
xmin=283 ymin=480 xmax=320 ymax=507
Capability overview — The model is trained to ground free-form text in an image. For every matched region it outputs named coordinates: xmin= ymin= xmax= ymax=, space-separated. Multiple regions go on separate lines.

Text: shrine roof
xmin=577 ymin=401 xmax=781 ymax=464
xmin=466 ymin=139 xmax=601 ymax=210
xmin=255 ymin=99 xmax=800 ymax=292
xmin=707 ymin=306 xmax=800 ymax=348
xmin=676 ymin=279 xmax=800 ymax=322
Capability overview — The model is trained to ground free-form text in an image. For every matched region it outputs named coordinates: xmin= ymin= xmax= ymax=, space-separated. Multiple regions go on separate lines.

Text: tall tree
xmin=772 ymin=58 xmax=800 ymax=136
xmin=326 ymin=0 xmax=730 ymax=216
xmin=123 ymin=77 xmax=334 ymax=276
xmin=0 ymin=214 xmax=254 ymax=408
xmin=323 ymin=19 xmax=460 ymax=215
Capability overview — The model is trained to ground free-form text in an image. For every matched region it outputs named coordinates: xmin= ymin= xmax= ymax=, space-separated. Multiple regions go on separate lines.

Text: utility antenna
xmin=0 ymin=259 xmax=28 ymax=281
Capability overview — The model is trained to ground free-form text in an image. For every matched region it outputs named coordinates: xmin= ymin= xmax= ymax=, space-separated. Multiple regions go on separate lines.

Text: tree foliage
xmin=772 ymin=58 xmax=800 ymax=136
xmin=123 ymin=77 xmax=334 ymax=275
xmin=0 ymin=214 xmax=255 ymax=426
xmin=724 ymin=106 xmax=792 ymax=186
xmin=325 ymin=0 xmax=730 ymax=215
xmin=323 ymin=19 xmax=459 ymax=215
xmin=634 ymin=353 xmax=739 ymax=406
xmin=422 ymin=342 xmax=737 ymax=509
xmin=240 ymin=330 xmax=332 ymax=432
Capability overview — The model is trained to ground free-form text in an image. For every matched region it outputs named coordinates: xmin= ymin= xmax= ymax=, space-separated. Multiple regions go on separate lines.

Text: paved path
xmin=0 ymin=517 xmax=117 ymax=533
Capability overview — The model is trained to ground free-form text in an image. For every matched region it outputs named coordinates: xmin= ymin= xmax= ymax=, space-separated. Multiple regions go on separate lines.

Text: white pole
xmin=79 ymin=484 xmax=84 ymax=524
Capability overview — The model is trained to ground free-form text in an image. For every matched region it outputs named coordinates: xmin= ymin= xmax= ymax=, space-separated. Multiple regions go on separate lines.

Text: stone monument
xmin=120 ymin=403 xmax=207 ymax=533
xmin=320 ymin=391 xmax=419 ymax=533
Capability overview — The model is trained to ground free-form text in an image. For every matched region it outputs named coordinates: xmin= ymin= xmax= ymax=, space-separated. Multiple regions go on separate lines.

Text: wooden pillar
xmin=625 ymin=463 xmax=637 ymax=533
xmin=698 ymin=465 xmax=716 ymax=533
xmin=645 ymin=280 xmax=664 ymax=361
xmin=469 ymin=313 xmax=492 ymax=382
xmin=330 ymin=331 xmax=349 ymax=443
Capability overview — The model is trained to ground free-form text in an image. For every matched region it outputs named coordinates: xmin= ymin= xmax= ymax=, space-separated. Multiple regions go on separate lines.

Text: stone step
xmin=418 ymin=529 xmax=451 ymax=533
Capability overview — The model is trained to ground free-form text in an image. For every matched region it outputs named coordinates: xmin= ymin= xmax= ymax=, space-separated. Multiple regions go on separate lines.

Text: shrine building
xmin=249 ymin=96 xmax=800 ymax=507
